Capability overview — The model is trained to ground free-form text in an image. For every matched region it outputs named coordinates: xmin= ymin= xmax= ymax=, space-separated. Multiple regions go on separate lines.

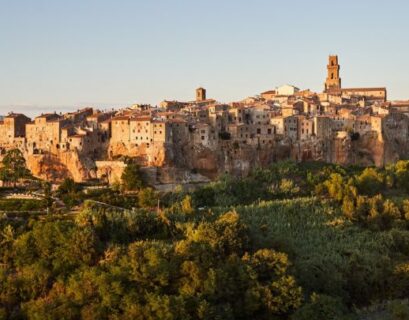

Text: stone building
xmin=0 ymin=113 xmax=31 ymax=146
xmin=26 ymin=113 xmax=68 ymax=154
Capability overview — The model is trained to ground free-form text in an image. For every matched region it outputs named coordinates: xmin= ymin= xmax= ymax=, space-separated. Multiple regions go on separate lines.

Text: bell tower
xmin=196 ymin=87 xmax=206 ymax=101
xmin=325 ymin=55 xmax=341 ymax=93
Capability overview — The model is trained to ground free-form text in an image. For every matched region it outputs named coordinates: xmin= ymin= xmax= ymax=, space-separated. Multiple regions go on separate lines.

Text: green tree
xmin=323 ymin=173 xmax=345 ymax=201
xmin=138 ymin=187 xmax=158 ymax=208
xmin=342 ymin=196 xmax=356 ymax=220
xmin=0 ymin=149 xmax=30 ymax=187
xmin=57 ymin=178 xmax=82 ymax=208
xmin=291 ymin=293 xmax=351 ymax=320
xmin=42 ymin=181 xmax=54 ymax=210
xmin=356 ymin=167 xmax=384 ymax=196
xmin=181 ymin=195 xmax=194 ymax=214
xmin=395 ymin=160 xmax=409 ymax=192
xmin=121 ymin=163 xmax=144 ymax=191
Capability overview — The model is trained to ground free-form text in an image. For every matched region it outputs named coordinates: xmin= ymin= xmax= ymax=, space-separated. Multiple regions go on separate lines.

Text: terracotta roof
xmin=168 ymin=118 xmax=187 ymax=124
xmin=261 ymin=90 xmax=276 ymax=95
xmin=112 ymin=116 xmax=130 ymax=121
xmin=69 ymin=134 xmax=86 ymax=138
xmin=152 ymin=119 xmax=166 ymax=123
xmin=130 ymin=116 xmax=151 ymax=121
xmin=342 ymin=87 xmax=386 ymax=92
xmin=36 ymin=113 xmax=60 ymax=120
xmin=5 ymin=113 xmax=27 ymax=118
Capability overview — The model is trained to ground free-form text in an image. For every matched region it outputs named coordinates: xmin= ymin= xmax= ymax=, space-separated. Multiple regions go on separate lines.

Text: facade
xmin=276 ymin=84 xmax=300 ymax=96
xmin=0 ymin=113 xmax=31 ymax=146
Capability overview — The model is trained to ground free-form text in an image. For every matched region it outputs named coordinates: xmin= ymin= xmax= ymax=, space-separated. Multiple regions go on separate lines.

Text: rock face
xmin=13 ymin=112 xmax=409 ymax=185
xmin=167 ymin=139 xmax=292 ymax=179
xmin=25 ymin=151 xmax=96 ymax=183
xmin=108 ymin=142 xmax=168 ymax=167
xmin=95 ymin=161 xmax=127 ymax=184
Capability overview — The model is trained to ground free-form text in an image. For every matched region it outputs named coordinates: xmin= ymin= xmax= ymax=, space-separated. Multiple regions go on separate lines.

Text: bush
xmin=0 ymin=199 xmax=46 ymax=211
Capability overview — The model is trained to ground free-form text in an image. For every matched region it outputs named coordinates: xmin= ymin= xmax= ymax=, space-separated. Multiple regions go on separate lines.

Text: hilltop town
xmin=1 ymin=55 xmax=409 ymax=186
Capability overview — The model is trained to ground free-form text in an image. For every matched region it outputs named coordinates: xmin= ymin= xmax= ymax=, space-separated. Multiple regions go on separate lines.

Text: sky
xmin=1 ymin=0 xmax=409 ymax=117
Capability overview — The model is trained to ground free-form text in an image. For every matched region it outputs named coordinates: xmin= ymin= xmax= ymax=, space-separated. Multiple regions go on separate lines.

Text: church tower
xmin=325 ymin=55 xmax=341 ymax=93
xmin=196 ymin=87 xmax=206 ymax=101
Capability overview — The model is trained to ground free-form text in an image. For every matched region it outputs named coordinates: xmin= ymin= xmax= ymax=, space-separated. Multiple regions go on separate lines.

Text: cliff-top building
xmin=324 ymin=55 xmax=387 ymax=102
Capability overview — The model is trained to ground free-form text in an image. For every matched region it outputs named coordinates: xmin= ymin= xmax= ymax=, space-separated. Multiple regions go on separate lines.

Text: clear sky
xmin=1 ymin=0 xmax=408 ymax=117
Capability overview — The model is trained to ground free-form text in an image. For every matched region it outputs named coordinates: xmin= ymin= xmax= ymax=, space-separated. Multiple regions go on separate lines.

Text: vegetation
xmin=2 ymin=160 xmax=409 ymax=318
xmin=0 ymin=149 xmax=31 ymax=187
xmin=121 ymin=163 xmax=144 ymax=191
xmin=0 ymin=199 xmax=46 ymax=211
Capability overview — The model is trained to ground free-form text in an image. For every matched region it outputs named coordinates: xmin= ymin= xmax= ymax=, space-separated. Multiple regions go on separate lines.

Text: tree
xmin=138 ymin=187 xmax=158 ymax=208
xmin=42 ymin=181 xmax=54 ymax=210
xmin=342 ymin=196 xmax=355 ymax=220
xmin=356 ymin=167 xmax=384 ymax=196
xmin=395 ymin=160 xmax=409 ymax=192
xmin=291 ymin=293 xmax=351 ymax=320
xmin=323 ymin=173 xmax=345 ymax=201
xmin=181 ymin=195 xmax=194 ymax=214
xmin=57 ymin=178 xmax=82 ymax=208
xmin=121 ymin=163 xmax=144 ymax=191
xmin=0 ymin=149 xmax=30 ymax=187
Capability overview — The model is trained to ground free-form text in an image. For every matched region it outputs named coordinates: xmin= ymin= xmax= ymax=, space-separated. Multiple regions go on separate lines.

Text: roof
xmin=391 ymin=101 xmax=409 ymax=106
xmin=5 ymin=113 xmax=28 ymax=119
xmin=131 ymin=116 xmax=151 ymax=122
xmin=69 ymin=134 xmax=86 ymax=139
xmin=168 ymin=118 xmax=187 ymax=124
xmin=342 ymin=87 xmax=386 ymax=92
xmin=112 ymin=116 xmax=130 ymax=121
xmin=261 ymin=90 xmax=276 ymax=95
xmin=36 ymin=113 xmax=61 ymax=120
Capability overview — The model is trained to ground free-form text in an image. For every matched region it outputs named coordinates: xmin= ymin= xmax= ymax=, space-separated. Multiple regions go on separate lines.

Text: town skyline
xmin=0 ymin=53 xmax=405 ymax=118
xmin=2 ymin=0 xmax=409 ymax=116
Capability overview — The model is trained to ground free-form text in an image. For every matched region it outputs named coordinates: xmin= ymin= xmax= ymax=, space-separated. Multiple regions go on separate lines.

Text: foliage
xmin=56 ymin=178 xmax=83 ymax=208
xmin=3 ymin=161 xmax=409 ymax=318
xmin=0 ymin=149 xmax=31 ymax=186
xmin=0 ymin=203 xmax=304 ymax=319
xmin=121 ymin=163 xmax=144 ymax=191
xmin=356 ymin=167 xmax=385 ymax=196
xmin=138 ymin=187 xmax=159 ymax=208
xmin=0 ymin=199 xmax=47 ymax=211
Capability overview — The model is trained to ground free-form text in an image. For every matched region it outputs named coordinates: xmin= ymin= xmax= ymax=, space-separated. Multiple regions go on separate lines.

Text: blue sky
xmin=1 ymin=0 xmax=408 ymax=116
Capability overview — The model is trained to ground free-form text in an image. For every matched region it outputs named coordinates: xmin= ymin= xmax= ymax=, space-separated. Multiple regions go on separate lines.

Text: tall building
xmin=324 ymin=55 xmax=341 ymax=93
xmin=196 ymin=87 xmax=206 ymax=101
